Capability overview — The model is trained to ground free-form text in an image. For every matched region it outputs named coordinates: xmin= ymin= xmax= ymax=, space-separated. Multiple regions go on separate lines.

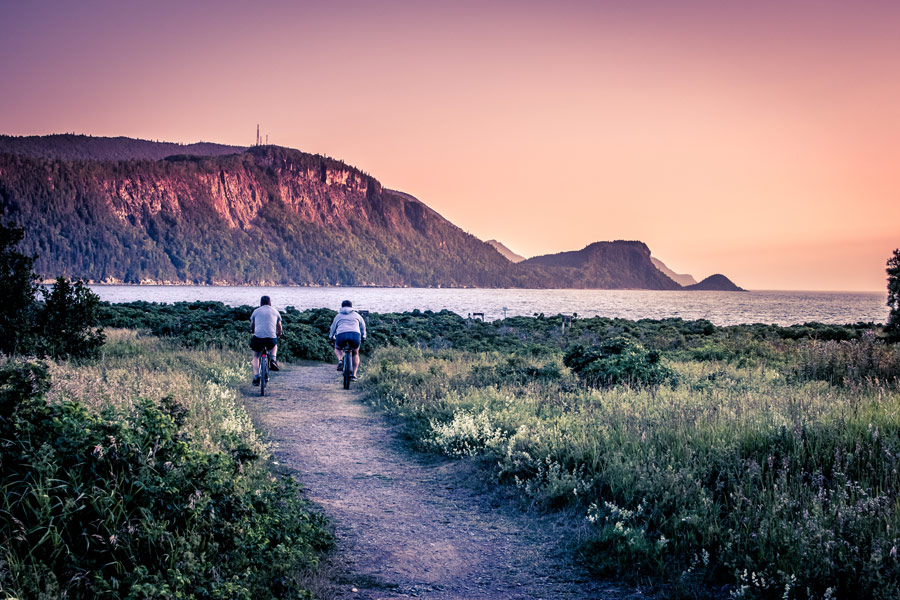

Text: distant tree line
xmin=0 ymin=133 xmax=244 ymax=161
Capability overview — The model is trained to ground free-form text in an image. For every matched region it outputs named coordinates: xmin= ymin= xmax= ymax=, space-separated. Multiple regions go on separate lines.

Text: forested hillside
xmin=0 ymin=136 xmax=689 ymax=288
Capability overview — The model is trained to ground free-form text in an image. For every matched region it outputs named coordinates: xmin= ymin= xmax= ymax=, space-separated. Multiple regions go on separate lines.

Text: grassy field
xmin=362 ymin=335 xmax=900 ymax=599
xmin=0 ymin=330 xmax=332 ymax=599
xmin=82 ymin=303 xmax=900 ymax=598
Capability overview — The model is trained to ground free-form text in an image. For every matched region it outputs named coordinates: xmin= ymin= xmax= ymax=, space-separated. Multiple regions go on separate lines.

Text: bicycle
xmin=259 ymin=346 xmax=270 ymax=396
xmin=339 ymin=339 xmax=353 ymax=389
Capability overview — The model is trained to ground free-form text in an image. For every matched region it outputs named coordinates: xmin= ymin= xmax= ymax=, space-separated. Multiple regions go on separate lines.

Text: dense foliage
xmin=0 ymin=335 xmax=332 ymax=599
xmin=0 ymin=222 xmax=106 ymax=360
xmin=97 ymin=299 xmax=886 ymax=372
xmin=98 ymin=301 xmax=335 ymax=363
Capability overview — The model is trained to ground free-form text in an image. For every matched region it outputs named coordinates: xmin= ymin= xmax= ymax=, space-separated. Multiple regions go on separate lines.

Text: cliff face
xmin=97 ymin=148 xmax=376 ymax=231
xmin=0 ymin=136 xmax=714 ymax=289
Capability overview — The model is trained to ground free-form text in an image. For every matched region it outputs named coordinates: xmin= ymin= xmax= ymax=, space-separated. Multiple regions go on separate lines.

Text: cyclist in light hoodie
xmin=329 ymin=300 xmax=367 ymax=380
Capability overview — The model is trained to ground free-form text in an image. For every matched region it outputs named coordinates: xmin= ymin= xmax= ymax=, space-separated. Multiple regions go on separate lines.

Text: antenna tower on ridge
xmin=256 ymin=124 xmax=260 ymax=146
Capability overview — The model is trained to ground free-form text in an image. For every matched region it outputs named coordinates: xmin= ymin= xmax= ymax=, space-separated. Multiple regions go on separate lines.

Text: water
xmin=89 ymin=286 xmax=889 ymax=327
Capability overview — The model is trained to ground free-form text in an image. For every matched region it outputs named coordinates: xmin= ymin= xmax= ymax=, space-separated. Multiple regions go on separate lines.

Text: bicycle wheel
xmin=260 ymin=353 xmax=268 ymax=396
xmin=342 ymin=349 xmax=351 ymax=390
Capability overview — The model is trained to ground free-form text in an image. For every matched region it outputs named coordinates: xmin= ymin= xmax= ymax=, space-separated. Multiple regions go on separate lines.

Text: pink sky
xmin=1 ymin=0 xmax=898 ymax=291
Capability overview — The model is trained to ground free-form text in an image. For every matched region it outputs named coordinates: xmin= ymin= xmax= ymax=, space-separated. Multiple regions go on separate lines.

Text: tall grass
xmin=1 ymin=330 xmax=331 ymax=599
xmin=363 ymin=338 xmax=900 ymax=599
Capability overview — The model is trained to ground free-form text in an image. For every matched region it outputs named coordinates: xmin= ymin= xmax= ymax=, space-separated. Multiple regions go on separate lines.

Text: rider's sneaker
xmin=336 ymin=363 xmax=343 ymax=371
xmin=350 ymin=375 xmax=358 ymax=381
xmin=252 ymin=376 xmax=260 ymax=386
xmin=269 ymin=359 xmax=280 ymax=372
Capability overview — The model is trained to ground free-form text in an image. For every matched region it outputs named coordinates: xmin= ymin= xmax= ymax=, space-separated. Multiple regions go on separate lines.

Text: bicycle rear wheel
xmin=260 ymin=353 xmax=268 ymax=396
xmin=342 ymin=349 xmax=351 ymax=389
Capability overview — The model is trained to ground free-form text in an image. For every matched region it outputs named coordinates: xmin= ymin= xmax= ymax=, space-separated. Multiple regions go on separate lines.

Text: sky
xmin=1 ymin=0 xmax=898 ymax=291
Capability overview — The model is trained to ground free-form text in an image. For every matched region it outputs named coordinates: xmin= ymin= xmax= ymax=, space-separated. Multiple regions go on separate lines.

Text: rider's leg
xmin=351 ymin=348 xmax=360 ymax=376
xmin=252 ymin=351 xmax=261 ymax=376
xmin=334 ymin=346 xmax=343 ymax=363
xmin=271 ymin=344 xmax=277 ymax=361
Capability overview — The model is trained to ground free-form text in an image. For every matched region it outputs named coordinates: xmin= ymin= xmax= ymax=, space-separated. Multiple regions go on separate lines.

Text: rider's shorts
xmin=250 ymin=336 xmax=277 ymax=352
xmin=335 ymin=331 xmax=361 ymax=350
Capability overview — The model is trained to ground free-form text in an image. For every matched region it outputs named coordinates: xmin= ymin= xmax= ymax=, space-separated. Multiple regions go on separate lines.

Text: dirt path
xmin=246 ymin=364 xmax=632 ymax=600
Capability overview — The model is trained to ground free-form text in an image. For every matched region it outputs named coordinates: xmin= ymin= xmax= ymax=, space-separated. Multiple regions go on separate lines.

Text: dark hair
xmin=260 ymin=296 xmax=271 ymax=306
xmin=341 ymin=300 xmax=352 ymax=307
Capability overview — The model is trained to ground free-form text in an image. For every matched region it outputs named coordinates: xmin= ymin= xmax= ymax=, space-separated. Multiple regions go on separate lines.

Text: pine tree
xmin=0 ymin=222 xmax=39 ymax=355
xmin=887 ymin=249 xmax=900 ymax=342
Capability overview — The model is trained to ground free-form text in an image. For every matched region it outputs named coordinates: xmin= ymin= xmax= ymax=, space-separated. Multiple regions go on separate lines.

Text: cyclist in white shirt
xmin=250 ymin=296 xmax=282 ymax=386
xmin=329 ymin=300 xmax=367 ymax=380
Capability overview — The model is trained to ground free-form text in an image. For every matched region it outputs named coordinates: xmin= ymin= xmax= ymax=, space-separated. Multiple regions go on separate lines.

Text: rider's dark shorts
xmin=250 ymin=336 xmax=277 ymax=352
xmin=335 ymin=332 xmax=361 ymax=350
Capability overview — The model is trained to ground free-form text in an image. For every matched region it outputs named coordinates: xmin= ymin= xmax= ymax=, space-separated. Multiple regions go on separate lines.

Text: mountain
xmin=487 ymin=240 xmax=525 ymax=263
xmin=0 ymin=145 xmax=524 ymax=286
xmin=651 ymin=257 xmax=697 ymax=286
xmin=684 ymin=274 xmax=745 ymax=291
xmin=0 ymin=135 xmax=729 ymax=289
xmin=521 ymin=241 xmax=682 ymax=290
xmin=0 ymin=134 xmax=244 ymax=162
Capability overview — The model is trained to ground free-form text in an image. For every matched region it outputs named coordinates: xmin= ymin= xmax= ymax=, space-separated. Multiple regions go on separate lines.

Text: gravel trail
xmin=246 ymin=363 xmax=634 ymax=600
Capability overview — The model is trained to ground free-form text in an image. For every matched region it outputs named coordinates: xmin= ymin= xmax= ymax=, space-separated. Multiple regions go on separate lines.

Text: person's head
xmin=260 ymin=296 xmax=271 ymax=306
xmin=341 ymin=300 xmax=352 ymax=308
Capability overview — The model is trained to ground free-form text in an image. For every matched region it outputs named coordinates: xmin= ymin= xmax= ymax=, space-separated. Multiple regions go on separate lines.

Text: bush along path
xmin=245 ymin=363 xmax=629 ymax=600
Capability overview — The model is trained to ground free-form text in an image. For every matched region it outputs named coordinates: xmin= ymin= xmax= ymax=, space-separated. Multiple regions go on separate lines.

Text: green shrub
xmin=0 ymin=357 xmax=331 ymax=599
xmin=36 ymin=277 xmax=105 ymax=360
xmin=564 ymin=337 xmax=676 ymax=389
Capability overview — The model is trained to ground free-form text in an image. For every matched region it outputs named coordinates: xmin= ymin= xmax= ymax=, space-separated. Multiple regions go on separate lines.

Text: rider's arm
xmin=328 ymin=316 xmax=338 ymax=339
xmin=359 ymin=314 xmax=367 ymax=340
xmin=250 ymin=314 xmax=255 ymax=335
xmin=276 ymin=317 xmax=283 ymax=337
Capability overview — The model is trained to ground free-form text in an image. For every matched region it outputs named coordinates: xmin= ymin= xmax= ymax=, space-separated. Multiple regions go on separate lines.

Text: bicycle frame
xmin=259 ymin=347 xmax=269 ymax=396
